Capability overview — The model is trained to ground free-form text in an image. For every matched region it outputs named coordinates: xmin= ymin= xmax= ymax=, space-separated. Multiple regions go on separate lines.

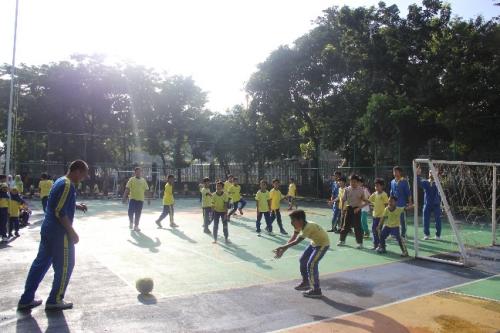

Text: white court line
xmin=445 ymin=290 xmax=500 ymax=303
xmin=268 ymin=273 xmax=500 ymax=333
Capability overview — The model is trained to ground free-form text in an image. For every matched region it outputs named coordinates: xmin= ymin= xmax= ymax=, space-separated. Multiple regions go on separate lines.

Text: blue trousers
xmin=256 ymin=212 xmax=271 ymax=232
xmin=9 ymin=217 xmax=20 ymax=235
xmin=331 ymin=206 xmax=341 ymax=229
xmin=0 ymin=208 xmax=8 ymax=238
xmin=229 ymin=199 xmax=247 ymax=215
xmin=423 ymin=203 xmax=442 ymax=237
xmin=157 ymin=205 xmax=174 ymax=225
xmin=20 ymin=232 xmax=75 ymax=305
xmin=380 ymin=226 xmax=407 ymax=254
xmin=202 ymin=207 xmax=212 ymax=230
xmin=300 ymin=244 xmax=329 ymax=290
xmin=398 ymin=208 xmax=407 ymax=237
xmin=213 ymin=212 xmax=228 ymax=240
xmin=270 ymin=209 xmax=286 ymax=232
xmin=42 ymin=196 xmax=49 ymax=213
xmin=372 ymin=217 xmax=381 ymax=248
xmin=128 ymin=199 xmax=144 ymax=226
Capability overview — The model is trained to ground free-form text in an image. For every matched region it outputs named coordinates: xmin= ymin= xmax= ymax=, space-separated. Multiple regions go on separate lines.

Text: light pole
xmin=6 ymin=0 xmax=20 ymax=176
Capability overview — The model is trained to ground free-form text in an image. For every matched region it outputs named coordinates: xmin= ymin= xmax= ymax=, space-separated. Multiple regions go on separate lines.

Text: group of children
xmin=0 ymin=174 xmax=33 ymax=242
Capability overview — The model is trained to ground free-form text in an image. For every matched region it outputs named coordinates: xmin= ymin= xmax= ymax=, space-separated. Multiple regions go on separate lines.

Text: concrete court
xmin=0 ymin=198 xmax=499 ymax=332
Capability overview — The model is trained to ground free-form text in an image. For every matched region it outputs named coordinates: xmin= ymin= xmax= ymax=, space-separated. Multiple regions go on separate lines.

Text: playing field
xmin=1 ymin=198 xmax=499 ymax=332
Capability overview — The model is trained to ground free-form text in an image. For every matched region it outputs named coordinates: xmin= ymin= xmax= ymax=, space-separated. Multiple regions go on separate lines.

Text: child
xmin=38 ymin=173 xmax=53 ymax=213
xmin=376 ymin=196 xmax=411 ymax=257
xmin=287 ymin=178 xmax=298 ymax=210
xmin=273 ymin=210 xmax=330 ymax=298
xmin=20 ymin=205 xmax=32 ymax=227
xmin=416 ymin=166 xmax=442 ymax=240
xmin=200 ymin=177 xmax=213 ymax=234
xmin=0 ymin=183 xmax=10 ymax=242
xmin=212 ymin=181 xmax=230 ymax=244
xmin=224 ymin=174 xmax=234 ymax=210
xmin=269 ymin=179 xmax=288 ymax=235
xmin=8 ymin=187 xmax=26 ymax=238
xmin=156 ymin=174 xmax=177 ymax=228
xmin=338 ymin=174 xmax=370 ymax=249
xmin=228 ymin=177 xmax=246 ymax=217
xmin=390 ymin=166 xmax=412 ymax=238
xmin=369 ymin=178 xmax=389 ymax=250
xmin=327 ymin=172 xmax=342 ymax=233
xmin=255 ymin=180 xmax=272 ymax=234
xmin=360 ymin=177 xmax=371 ymax=239
xmin=335 ymin=176 xmax=347 ymax=233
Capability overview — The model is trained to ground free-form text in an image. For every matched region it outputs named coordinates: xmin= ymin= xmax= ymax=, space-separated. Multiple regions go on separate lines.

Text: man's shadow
xmin=128 ymin=231 xmax=161 ymax=253
xmin=219 ymin=242 xmax=273 ymax=270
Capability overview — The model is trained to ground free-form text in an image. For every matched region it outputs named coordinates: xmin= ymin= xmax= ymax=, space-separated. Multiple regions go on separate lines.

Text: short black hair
xmin=259 ymin=179 xmax=267 ymax=185
xmin=334 ymin=171 xmax=342 ymax=176
xmin=228 ymin=174 xmax=234 ymax=178
xmin=339 ymin=176 xmax=347 ymax=182
xmin=393 ymin=166 xmax=403 ymax=173
xmin=69 ymin=160 xmax=89 ymax=173
xmin=41 ymin=173 xmax=48 ymax=179
xmin=349 ymin=174 xmax=361 ymax=182
xmin=134 ymin=167 xmax=141 ymax=172
xmin=389 ymin=195 xmax=398 ymax=201
xmin=167 ymin=174 xmax=175 ymax=180
xmin=374 ymin=178 xmax=385 ymax=187
xmin=290 ymin=178 xmax=295 ymax=182
xmin=233 ymin=177 xmax=238 ymax=181
xmin=272 ymin=178 xmax=280 ymax=183
xmin=289 ymin=209 xmax=306 ymax=221
xmin=203 ymin=177 xmax=210 ymax=182
xmin=216 ymin=181 xmax=224 ymax=186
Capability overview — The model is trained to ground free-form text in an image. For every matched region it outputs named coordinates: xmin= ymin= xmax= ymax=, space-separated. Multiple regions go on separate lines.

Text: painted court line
xmin=268 ymin=273 xmax=500 ymax=333
xmin=444 ymin=290 xmax=500 ymax=304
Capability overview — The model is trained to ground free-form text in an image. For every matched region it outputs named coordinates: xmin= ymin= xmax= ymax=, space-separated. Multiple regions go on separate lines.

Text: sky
xmin=0 ymin=0 xmax=498 ymax=112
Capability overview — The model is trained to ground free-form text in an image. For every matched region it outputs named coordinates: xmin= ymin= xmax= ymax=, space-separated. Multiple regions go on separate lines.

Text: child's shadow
xmin=219 ymin=242 xmax=273 ymax=270
xmin=159 ymin=227 xmax=197 ymax=244
xmin=128 ymin=231 xmax=161 ymax=253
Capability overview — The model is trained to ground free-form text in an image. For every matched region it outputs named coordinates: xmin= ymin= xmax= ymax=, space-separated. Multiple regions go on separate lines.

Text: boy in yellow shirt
xmin=287 ymin=178 xmax=298 ymax=210
xmin=123 ymin=167 xmax=150 ymax=231
xmin=273 ymin=210 xmax=330 ymax=298
xmin=200 ymin=177 xmax=213 ymax=234
xmin=156 ymin=174 xmax=177 ymax=229
xmin=8 ymin=187 xmax=26 ymax=238
xmin=228 ymin=177 xmax=247 ymax=217
xmin=255 ymin=180 xmax=272 ymax=234
xmin=212 ymin=181 xmax=230 ymax=244
xmin=0 ymin=183 xmax=10 ymax=242
xmin=376 ymin=196 xmax=411 ymax=256
xmin=270 ymin=179 xmax=288 ymax=234
xmin=38 ymin=173 xmax=53 ymax=213
xmin=369 ymin=178 xmax=389 ymax=250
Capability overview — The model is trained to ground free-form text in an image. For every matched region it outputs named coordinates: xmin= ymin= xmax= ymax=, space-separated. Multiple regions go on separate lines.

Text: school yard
xmin=1 ymin=198 xmax=499 ymax=332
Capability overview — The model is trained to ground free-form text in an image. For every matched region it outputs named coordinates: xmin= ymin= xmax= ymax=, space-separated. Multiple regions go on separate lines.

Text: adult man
xmin=123 ymin=167 xmax=149 ymax=231
xmin=18 ymin=160 xmax=89 ymax=310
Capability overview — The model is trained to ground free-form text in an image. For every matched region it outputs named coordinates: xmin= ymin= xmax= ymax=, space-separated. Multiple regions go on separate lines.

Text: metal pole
xmin=492 ymin=166 xmax=497 ymax=246
xmin=413 ymin=159 xmax=419 ymax=258
xmin=6 ymin=0 xmax=20 ymax=176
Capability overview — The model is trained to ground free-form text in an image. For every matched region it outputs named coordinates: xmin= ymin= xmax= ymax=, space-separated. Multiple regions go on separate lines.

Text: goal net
xmin=413 ymin=159 xmax=499 ymax=266
xmin=111 ymin=170 xmax=161 ymax=199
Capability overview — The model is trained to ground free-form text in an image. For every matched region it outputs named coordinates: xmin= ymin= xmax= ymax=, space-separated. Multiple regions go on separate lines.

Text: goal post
xmin=413 ymin=159 xmax=500 ymax=266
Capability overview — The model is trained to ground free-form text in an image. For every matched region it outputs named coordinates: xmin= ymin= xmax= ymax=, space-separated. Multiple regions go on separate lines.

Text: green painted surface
xmin=450 ymin=276 xmax=500 ymax=301
xmin=72 ymin=198 xmax=494 ymax=297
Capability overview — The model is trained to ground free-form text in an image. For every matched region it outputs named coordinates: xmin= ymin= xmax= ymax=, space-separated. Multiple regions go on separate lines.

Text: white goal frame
xmin=413 ymin=159 xmax=499 ymax=266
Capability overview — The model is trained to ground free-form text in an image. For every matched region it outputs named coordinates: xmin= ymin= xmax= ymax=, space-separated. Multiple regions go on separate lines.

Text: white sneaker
xmin=337 ymin=241 xmax=345 ymax=246
xmin=45 ymin=300 xmax=73 ymax=310
xmin=423 ymin=235 xmax=430 ymax=240
xmin=435 ymin=236 xmax=441 ymax=240
xmin=356 ymin=243 xmax=363 ymax=249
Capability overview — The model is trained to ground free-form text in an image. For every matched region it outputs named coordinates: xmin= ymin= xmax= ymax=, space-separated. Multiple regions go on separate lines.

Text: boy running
xmin=287 ymin=178 xmax=298 ymax=210
xmin=369 ymin=178 xmax=389 ymax=250
xmin=123 ymin=167 xmax=149 ymax=231
xmin=212 ymin=181 xmax=230 ymax=244
xmin=228 ymin=177 xmax=246 ymax=217
xmin=200 ymin=177 xmax=213 ymax=234
xmin=270 ymin=179 xmax=288 ymax=234
xmin=38 ymin=174 xmax=53 ymax=213
xmin=273 ymin=210 xmax=330 ymax=298
xmin=376 ymin=196 xmax=412 ymax=257
xmin=390 ymin=166 xmax=412 ymax=238
xmin=156 ymin=174 xmax=178 ymax=228
xmin=255 ymin=180 xmax=272 ymax=234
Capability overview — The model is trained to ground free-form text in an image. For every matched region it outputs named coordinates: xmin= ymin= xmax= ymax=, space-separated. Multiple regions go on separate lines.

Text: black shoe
xmin=15 ymin=232 xmax=20 ymax=237
xmin=204 ymin=229 xmax=211 ymax=234
xmin=155 ymin=220 xmax=162 ymax=228
xmin=8 ymin=234 xmax=13 ymax=238
xmin=280 ymin=230 xmax=288 ymax=235
xmin=294 ymin=282 xmax=311 ymax=291
xmin=303 ymin=288 xmax=322 ymax=298
xmin=327 ymin=229 xmax=335 ymax=233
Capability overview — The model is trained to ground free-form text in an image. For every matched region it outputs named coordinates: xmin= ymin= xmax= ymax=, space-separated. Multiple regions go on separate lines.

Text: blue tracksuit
xmin=390 ymin=178 xmax=411 ymax=237
xmin=20 ymin=176 xmax=76 ymax=305
xmin=330 ymin=182 xmax=341 ymax=229
xmin=417 ymin=176 xmax=442 ymax=237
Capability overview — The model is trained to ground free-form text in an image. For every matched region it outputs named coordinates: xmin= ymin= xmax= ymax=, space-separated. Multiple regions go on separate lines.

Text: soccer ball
xmin=135 ymin=277 xmax=154 ymax=295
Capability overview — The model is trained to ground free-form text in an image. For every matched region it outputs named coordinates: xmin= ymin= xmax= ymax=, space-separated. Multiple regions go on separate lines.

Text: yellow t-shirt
xmin=337 ymin=187 xmax=345 ymax=210
xmin=163 ymin=183 xmax=174 ymax=205
xmin=212 ymin=192 xmax=228 ymax=213
xmin=255 ymin=190 xmax=270 ymax=212
xmin=229 ymin=185 xmax=241 ymax=202
xmin=299 ymin=222 xmax=330 ymax=247
xmin=8 ymin=199 xmax=22 ymax=217
xmin=224 ymin=181 xmax=233 ymax=194
xmin=269 ymin=188 xmax=283 ymax=210
xmin=0 ymin=190 xmax=9 ymax=208
xmin=383 ymin=207 xmax=405 ymax=228
xmin=200 ymin=187 xmax=212 ymax=208
xmin=287 ymin=183 xmax=297 ymax=197
xmin=39 ymin=179 xmax=54 ymax=198
xmin=369 ymin=191 xmax=389 ymax=218
xmin=126 ymin=177 xmax=149 ymax=202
